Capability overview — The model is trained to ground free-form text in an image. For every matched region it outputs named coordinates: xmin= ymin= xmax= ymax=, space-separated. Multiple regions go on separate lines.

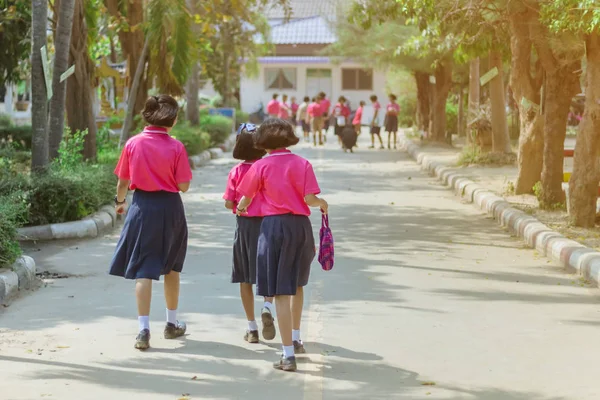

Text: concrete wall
xmin=240 ymin=61 xmax=388 ymax=115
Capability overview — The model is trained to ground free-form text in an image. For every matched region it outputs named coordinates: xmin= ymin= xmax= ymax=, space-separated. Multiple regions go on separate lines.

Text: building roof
xmin=257 ymin=56 xmax=331 ymax=64
xmin=265 ymin=0 xmax=337 ymax=20
xmin=269 ymin=16 xmax=336 ymax=44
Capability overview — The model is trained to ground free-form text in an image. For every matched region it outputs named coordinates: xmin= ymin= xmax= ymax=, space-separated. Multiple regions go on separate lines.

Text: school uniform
xmin=238 ymin=149 xmax=319 ymax=296
xmin=385 ymin=102 xmax=400 ymax=133
xmin=110 ymin=126 xmax=192 ymax=280
xmin=332 ymin=103 xmax=351 ymax=137
xmin=266 ymin=100 xmax=280 ymax=118
xmin=297 ymin=102 xmax=309 ymax=132
xmin=307 ymin=102 xmax=322 ymax=132
xmin=223 ymin=161 xmax=264 ymax=284
xmin=371 ymin=101 xmax=382 ymax=134
xmin=320 ymin=98 xmax=331 ymax=131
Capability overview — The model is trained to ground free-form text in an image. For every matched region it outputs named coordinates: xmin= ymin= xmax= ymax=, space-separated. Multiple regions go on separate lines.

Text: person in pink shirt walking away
xmin=369 ymin=94 xmax=385 ymax=150
xmin=278 ymin=94 xmax=291 ymax=121
xmin=306 ymin=97 xmax=323 ymax=146
xmin=290 ymin=96 xmax=299 ymax=126
xmin=318 ymin=92 xmax=331 ymax=142
xmin=236 ymin=118 xmax=329 ymax=372
xmin=110 ymin=95 xmax=193 ymax=350
xmin=353 ymin=100 xmax=366 ymax=137
xmin=266 ymin=93 xmax=280 ymax=118
xmin=385 ymin=94 xmax=401 ymax=149
xmin=223 ymin=123 xmax=276 ymax=344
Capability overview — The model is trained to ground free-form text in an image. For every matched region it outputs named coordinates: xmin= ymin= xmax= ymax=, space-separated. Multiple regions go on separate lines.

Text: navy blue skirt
xmin=232 ymin=216 xmax=263 ymax=284
xmin=256 ymin=215 xmax=315 ymax=297
xmin=109 ymin=190 xmax=188 ymax=280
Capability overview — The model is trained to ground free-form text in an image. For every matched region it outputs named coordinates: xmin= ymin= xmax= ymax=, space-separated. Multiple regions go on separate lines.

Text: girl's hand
xmin=116 ymin=202 xmax=127 ymax=215
xmin=236 ymin=207 xmax=248 ymax=216
xmin=320 ymin=199 xmax=329 ymax=214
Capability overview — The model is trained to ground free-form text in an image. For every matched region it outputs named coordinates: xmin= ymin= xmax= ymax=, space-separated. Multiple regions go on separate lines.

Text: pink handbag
xmin=318 ymin=213 xmax=334 ymax=271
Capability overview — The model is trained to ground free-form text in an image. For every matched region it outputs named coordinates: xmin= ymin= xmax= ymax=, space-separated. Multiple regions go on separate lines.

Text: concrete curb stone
xmin=400 ymin=136 xmax=600 ymax=288
xmin=0 ymin=256 xmax=36 ymax=305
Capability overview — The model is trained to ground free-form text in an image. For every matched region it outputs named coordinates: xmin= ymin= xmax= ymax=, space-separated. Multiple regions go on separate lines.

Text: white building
xmin=239 ymin=0 xmax=388 ymax=114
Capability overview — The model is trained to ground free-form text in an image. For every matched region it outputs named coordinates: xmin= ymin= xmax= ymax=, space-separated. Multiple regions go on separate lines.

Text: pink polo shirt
xmin=278 ymin=101 xmax=290 ymax=119
xmin=238 ymin=149 xmax=321 ymax=216
xmin=267 ymin=100 xmax=280 ymax=115
xmin=223 ymin=160 xmax=263 ymax=217
xmin=387 ymin=102 xmax=400 ymax=115
xmin=320 ymin=98 xmax=331 ymax=115
xmin=114 ymin=126 xmax=192 ymax=192
xmin=353 ymin=106 xmax=363 ymax=125
xmin=307 ymin=102 xmax=322 ymax=117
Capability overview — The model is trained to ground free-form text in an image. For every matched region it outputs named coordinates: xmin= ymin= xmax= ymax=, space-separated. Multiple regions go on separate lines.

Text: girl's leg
xmin=377 ymin=133 xmax=384 ymax=148
xmin=370 ymin=133 xmax=375 ymax=148
xmin=393 ymin=131 xmax=397 ymax=149
xmin=387 ymin=132 xmax=391 ymax=149
xmin=318 ymin=129 xmax=324 ymax=145
xmin=135 ymin=278 xmax=152 ymax=349
xmin=291 ymin=286 xmax=305 ymax=353
xmin=164 ymin=271 xmax=186 ymax=338
xmin=240 ymin=283 xmax=259 ymax=343
xmin=275 ymin=295 xmax=295 ymax=361
xmin=261 ymin=295 xmax=276 ymax=340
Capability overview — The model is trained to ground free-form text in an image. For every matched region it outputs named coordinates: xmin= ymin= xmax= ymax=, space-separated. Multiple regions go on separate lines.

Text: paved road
xmin=1 ymin=133 xmax=599 ymax=400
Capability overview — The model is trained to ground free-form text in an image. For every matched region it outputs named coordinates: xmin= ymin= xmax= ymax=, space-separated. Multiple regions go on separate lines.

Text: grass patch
xmin=457 ymin=145 xmax=517 ymax=167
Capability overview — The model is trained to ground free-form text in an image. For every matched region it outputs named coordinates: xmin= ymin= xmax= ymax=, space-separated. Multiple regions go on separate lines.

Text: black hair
xmin=311 ymin=97 xmax=317 ymax=102
xmin=370 ymin=95 xmax=378 ymax=102
xmin=303 ymin=96 xmax=310 ymax=102
xmin=318 ymin=92 xmax=326 ymax=98
xmin=272 ymin=93 xmax=279 ymax=100
xmin=389 ymin=94 xmax=397 ymax=101
xmin=359 ymin=100 xmax=366 ymax=106
xmin=254 ymin=118 xmax=300 ymax=150
xmin=338 ymin=96 xmax=346 ymax=103
xmin=232 ymin=130 xmax=266 ymax=161
xmin=142 ymin=95 xmax=179 ymax=127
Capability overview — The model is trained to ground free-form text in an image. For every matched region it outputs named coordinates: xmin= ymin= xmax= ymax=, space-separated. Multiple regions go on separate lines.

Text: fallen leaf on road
xmin=421 ymin=382 xmax=436 ymax=386
xmin=56 ymin=346 xmax=70 ymax=349
xmin=191 ymin=376 xmax=197 ymax=380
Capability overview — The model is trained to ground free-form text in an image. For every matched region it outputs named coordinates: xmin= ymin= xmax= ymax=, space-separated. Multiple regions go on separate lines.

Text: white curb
xmin=0 ymin=256 xmax=36 ymax=305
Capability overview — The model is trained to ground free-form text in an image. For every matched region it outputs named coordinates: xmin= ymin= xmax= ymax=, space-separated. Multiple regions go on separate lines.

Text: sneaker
xmin=273 ymin=355 xmax=297 ymax=372
xmin=379 ymin=146 xmax=385 ymax=150
xmin=293 ymin=340 xmax=306 ymax=354
xmin=368 ymin=145 xmax=375 ymax=149
xmin=244 ymin=330 xmax=259 ymax=344
xmin=135 ymin=329 xmax=150 ymax=350
xmin=261 ymin=307 xmax=276 ymax=340
xmin=164 ymin=321 xmax=187 ymax=339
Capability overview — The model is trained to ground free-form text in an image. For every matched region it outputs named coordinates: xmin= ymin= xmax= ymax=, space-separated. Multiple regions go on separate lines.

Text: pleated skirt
xmin=232 ymin=216 xmax=263 ymax=284
xmin=256 ymin=214 xmax=315 ymax=297
xmin=109 ymin=190 xmax=188 ymax=280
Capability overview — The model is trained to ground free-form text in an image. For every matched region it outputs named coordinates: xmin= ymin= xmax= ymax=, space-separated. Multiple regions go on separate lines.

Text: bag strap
xmin=322 ymin=213 xmax=329 ymax=227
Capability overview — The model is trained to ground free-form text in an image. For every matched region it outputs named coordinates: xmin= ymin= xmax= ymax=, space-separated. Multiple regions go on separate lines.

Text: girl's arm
xmin=236 ymin=196 xmax=253 ymax=215
xmin=178 ymin=182 xmax=190 ymax=192
xmin=305 ymin=194 xmax=328 ymax=214
xmin=115 ymin=178 xmax=130 ymax=214
xmin=225 ymin=200 xmax=235 ymax=210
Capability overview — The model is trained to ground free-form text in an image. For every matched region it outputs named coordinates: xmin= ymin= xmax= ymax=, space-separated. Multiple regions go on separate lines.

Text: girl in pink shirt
xmin=110 ymin=95 xmax=192 ymax=350
xmin=369 ymin=94 xmax=385 ymax=150
xmin=385 ymin=94 xmax=401 ymax=149
xmin=278 ymin=94 xmax=291 ymax=120
xmin=223 ymin=123 xmax=276 ymax=344
xmin=353 ymin=100 xmax=365 ymax=136
xmin=332 ymin=95 xmax=351 ymax=144
xmin=236 ymin=118 xmax=329 ymax=372
xmin=266 ymin=93 xmax=280 ymax=118
xmin=306 ymin=97 xmax=323 ymax=146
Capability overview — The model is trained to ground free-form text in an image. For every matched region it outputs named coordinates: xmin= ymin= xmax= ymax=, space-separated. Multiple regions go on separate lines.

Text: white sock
xmin=282 ymin=345 xmax=295 ymax=358
xmin=248 ymin=320 xmax=258 ymax=331
xmin=166 ymin=309 xmax=177 ymax=325
xmin=138 ymin=316 xmax=150 ymax=332
xmin=264 ymin=301 xmax=273 ymax=312
xmin=292 ymin=329 xmax=301 ymax=342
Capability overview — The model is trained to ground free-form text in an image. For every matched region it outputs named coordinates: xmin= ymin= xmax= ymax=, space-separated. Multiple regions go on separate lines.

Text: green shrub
xmin=0 ymin=125 xmax=33 ymax=149
xmin=398 ymin=95 xmax=416 ymax=128
xmin=56 ymin=128 xmax=87 ymax=170
xmin=171 ymin=122 xmax=211 ymax=155
xmin=199 ymin=114 xmax=233 ymax=146
xmin=0 ymin=113 xmax=13 ymax=128
xmin=235 ymin=110 xmax=250 ymax=126
xmin=446 ymin=100 xmax=458 ymax=135
xmin=0 ymin=192 xmax=28 ymax=267
xmin=0 ymin=144 xmax=30 ymax=178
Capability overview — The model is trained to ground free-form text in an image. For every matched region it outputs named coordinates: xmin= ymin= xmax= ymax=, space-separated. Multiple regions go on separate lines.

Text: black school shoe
xmin=273 ymin=355 xmax=297 ymax=372
xmin=244 ymin=330 xmax=259 ymax=344
xmin=135 ymin=329 xmax=150 ymax=350
xmin=164 ymin=321 xmax=187 ymax=339
xmin=261 ymin=308 xmax=276 ymax=340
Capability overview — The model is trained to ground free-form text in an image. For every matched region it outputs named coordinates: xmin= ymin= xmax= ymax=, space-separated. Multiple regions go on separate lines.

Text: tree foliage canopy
xmin=0 ymin=0 xmax=31 ymax=87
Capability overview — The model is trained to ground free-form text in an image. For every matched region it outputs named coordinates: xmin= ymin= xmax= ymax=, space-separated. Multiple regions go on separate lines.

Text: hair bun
xmin=144 ymin=96 xmax=159 ymax=111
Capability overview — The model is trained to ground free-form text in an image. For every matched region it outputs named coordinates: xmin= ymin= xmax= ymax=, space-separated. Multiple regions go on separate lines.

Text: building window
xmin=265 ymin=68 xmax=296 ymax=90
xmin=307 ymin=68 xmax=332 ymax=78
xmin=342 ymin=68 xmax=373 ymax=90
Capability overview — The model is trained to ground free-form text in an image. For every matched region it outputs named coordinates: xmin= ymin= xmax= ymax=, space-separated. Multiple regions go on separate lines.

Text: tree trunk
xmin=105 ymin=0 xmax=147 ymax=116
xmin=569 ymin=33 xmax=600 ymax=227
xmin=414 ymin=71 xmax=430 ymax=133
xmin=431 ymin=61 xmax=453 ymax=143
xmin=540 ymin=61 xmax=581 ymax=208
xmin=457 ymin=85 xmax=465 ymax=136
xmin=489 ymin=50 xmax=511 ymax=153
xmin=186 ymin=62 xmax=200 ymax=125
xmin=121 ymin=38 xmax=150 ymax=146
xmin=31 ymin=0 xmax=49 ymax=172
xmin=509 ymin=10 xmax=544 ymax=194
xmin=48 ymin=0 xmax=76 ymax=160
xmin=468 ymin=58 xmax=480 ymax=145
xmin=65 ymin=0 xmax=97 ymax=161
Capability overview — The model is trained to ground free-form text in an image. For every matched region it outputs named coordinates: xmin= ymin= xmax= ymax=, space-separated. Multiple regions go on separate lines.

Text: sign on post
xmin=60 ymin=65 xmax=76 ymax=82
xmin=40 ymin=46 xmax=52 ymax=100
xmin=479 ymin=67 xmax=499 ymax=87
